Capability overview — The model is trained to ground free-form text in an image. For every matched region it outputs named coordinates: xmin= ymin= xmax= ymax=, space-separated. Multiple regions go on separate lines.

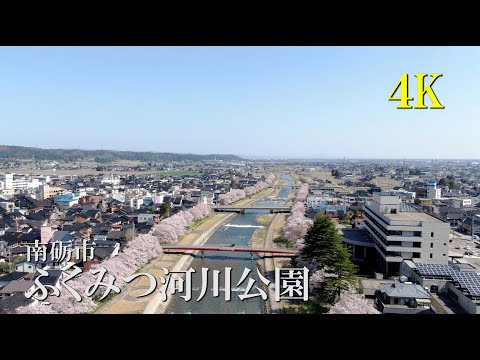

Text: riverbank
xmin=261 ymin=212 xmax=299 ymax=314
xmin=96 ymin=213 xmax=235 ymax=314
xmin=98 ymin=174 xmax=282 ymax=314
xmin=262 ymin=182 xmax=302 ymax=314
xmin=142 ymin=213 xmax=236 ymax=314
xmin=249 ymin=214 xmax=274 ymax=248
xmin=142 ymin=176 xmax=281 ymax=314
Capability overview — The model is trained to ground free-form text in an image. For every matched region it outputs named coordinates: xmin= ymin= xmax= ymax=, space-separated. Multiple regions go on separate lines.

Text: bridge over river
xmin=213 ymin=205 xmax=292 ymax=214
xmin=162 ymin=244 xmax=296 ymax=260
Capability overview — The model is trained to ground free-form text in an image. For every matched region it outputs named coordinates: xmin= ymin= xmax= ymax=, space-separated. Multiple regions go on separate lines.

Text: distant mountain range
xmin=0 ymin=145 xmax=244 ymax=163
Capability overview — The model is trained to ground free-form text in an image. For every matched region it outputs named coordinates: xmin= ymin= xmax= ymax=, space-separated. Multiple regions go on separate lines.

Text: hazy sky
xmin=0 ymin=46 xmax=477 ymax=158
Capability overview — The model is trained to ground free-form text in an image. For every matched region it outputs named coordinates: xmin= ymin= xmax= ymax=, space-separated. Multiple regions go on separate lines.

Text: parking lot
xmin=449 ymin=230 xmax=480 ymax=259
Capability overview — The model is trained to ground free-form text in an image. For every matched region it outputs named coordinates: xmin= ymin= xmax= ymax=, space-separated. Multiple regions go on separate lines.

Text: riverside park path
xmin=96 ymin=182 xmax=279 ymax=314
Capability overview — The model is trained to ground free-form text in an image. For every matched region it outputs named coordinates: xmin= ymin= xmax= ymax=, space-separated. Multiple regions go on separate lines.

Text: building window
xmin=430 ymin=243 xmax=433 ymax=248
xmin=431 ymin=232 xmax=434 ymax=238
xmin=414 ymin=231 xmax=421 ymax=237
xmin=443 ymin=243 xmax=446 ymax=246
xmin=430 ymin=253 xmax=433 ymax=259
xmin=443 ymin=254 xmax=446 ymax=256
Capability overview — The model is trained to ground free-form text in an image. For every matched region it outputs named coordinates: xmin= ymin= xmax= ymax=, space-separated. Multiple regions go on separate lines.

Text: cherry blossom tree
xmin=153 ymin=203 xmax=213 ymax=243
xmin=16 ymin=270 xmax=97 ymax=314
xmin=179 ymin=210 xmax=194 ymax=224
xmin=218 ymin=189 xmax=247 ymax=205
xmin=14 ymin=202 xmax=213 ymax=314
xmin=16 ymin=232 xmax=165 ymax=314
xmin=265 ymin=173 xmax=275 ymax=185
xmin=295 ymin=184 xmax=309 ymax=203
xmin=300 ymin=176 xmax=313 ymax=184
xmin=283 ymin=203 xmax=312 ymax=247
xmin=189 ymin=203 xmax=213 ymax=219
xmin=15 ymin=303 xmax=56 ymax=314
xmin=304 ymin=267 xmax=379 ymax=314
xmin=328 ymin=289 xmax=380 ymax=314
xmin=219 ymin=174 xmax=274 ymax=205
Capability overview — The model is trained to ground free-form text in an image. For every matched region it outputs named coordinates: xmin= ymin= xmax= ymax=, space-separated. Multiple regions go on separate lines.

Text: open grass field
xmin=373 ymin=176 xmax=403 ymax=190
xmin=306 ymin=170 xmax=341 ymax=183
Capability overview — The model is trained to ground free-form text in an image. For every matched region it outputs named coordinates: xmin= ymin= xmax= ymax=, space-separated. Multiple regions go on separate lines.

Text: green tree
xmin=301 ymin=215 xmax=338 ymax=267
xmin=448 ymin=180 xmax=456 ymax=190
xmin=300 ymin=215 xmax=358 ymax=312
xmin=342 ymin=212 xmax=351 ymax=224
xmin=0 ymin=262 xmax=14 ymax=274
xmin=352 ymin=209 xmax=360 ymax=219
xmin=438 ymin=178 xmax=448 ymax=187
xmin=159 ymin=203 xmax=171 ymax=218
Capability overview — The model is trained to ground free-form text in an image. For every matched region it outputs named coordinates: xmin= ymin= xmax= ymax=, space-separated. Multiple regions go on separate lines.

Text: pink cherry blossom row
xmin=218 ymin=173 xmax=274 ymax=205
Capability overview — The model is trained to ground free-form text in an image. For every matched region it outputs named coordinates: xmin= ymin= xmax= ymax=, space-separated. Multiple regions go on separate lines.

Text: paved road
xmin=264 ymin=214 xmax=281 ymax=314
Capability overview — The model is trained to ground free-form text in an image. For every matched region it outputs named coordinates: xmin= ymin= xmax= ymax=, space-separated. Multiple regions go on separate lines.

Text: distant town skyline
xmin=0 ymin=46 xmax=477 ymax=158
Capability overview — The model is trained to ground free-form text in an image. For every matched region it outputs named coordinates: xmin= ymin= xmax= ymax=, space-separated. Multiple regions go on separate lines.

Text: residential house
xmin=138 ymin=213 xmax=161 ymax=224
xmin=0 ymin=272 xmax=29 ymax=289
xmin=375 ymin=281 xmax=433 ymax=314
xmin=0 ymin=280 xmax=35 ymax=299
xmin=54 ymin=193 xmax=79 ymax=211
xmin=82 ymin=242 xmax=119 ymax=270
xmin=27 ymin=269 xmax=63 ymax=298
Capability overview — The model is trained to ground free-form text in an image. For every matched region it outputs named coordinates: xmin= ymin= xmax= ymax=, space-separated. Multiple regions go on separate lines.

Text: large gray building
xmin=363 ymin=192 xmax=449 ymax=276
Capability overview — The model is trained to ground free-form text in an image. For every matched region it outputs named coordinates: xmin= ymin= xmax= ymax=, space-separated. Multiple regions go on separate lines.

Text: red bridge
xmin=161 ymin=245 xmax=296 ymax=259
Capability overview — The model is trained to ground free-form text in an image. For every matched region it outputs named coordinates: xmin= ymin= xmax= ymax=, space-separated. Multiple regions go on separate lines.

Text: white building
xmin=362 ymin=192 xmax=449 ymax=277
xmin=0 ymin=201 xmax=15 ymax=212
xmin=427 ymin=181 xmax=442 ymax=199
xmin=138 ymin=213 xmax=161 ymax=224
xmin=53 ymin=193 xmax=79 ymax=211
xmin=75 ymin=188 xmax=87 ymax=198
xmin=101 ymin=174 xmax=121 ymax=186
xmin=390 ymin=189 xmax=416 ymax=202
xmin=0 ymin=174 xmax=41 ymax=191
xmin=401 ymin=260 xmax=480 ymax=314
xmin=4 ymin=173 xmax=13 ymax=190
xmin=27 ymin=178 xmax=41 ymax=189
xmin=129 ymin=197 xmax=144 ymax=210
xmin=450 ymin=197 xmax=472 ymax=208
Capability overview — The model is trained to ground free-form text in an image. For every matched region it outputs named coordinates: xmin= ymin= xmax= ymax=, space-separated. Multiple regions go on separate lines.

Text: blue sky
xmin=0 ymin=46 xmax=477 ymax=159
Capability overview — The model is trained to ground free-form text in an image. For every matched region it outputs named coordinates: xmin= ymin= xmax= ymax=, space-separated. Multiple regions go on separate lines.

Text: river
xmin=166 ymin=174 xmax=295 ymax=314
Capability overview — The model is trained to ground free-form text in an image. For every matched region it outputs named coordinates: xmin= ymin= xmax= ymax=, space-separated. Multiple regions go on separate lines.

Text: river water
xmin=167 ymin=174 xmax=295 ymax=314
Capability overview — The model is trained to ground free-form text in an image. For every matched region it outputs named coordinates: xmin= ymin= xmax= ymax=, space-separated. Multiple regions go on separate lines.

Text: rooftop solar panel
xmin=450 ymin=272 xmax=480 ymax=296
xmin=415 ymin=263 xmax=456 ymax=277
